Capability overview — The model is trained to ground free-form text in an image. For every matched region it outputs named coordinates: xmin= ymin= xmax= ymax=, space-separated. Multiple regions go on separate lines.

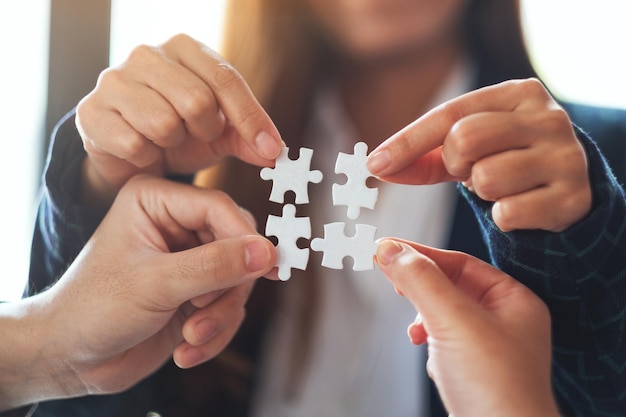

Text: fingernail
xmin=366 ymin=149 xmax=391 ymax=174
xmin=376 ymin=240 xmax=403 ymax=266
xmin=407 ymin=323 xmax=423 ymax=346
xmin=255 ymin=131 xmax=282 ymax=159
xmin=245 ymin=238 xmax=271 ymax=272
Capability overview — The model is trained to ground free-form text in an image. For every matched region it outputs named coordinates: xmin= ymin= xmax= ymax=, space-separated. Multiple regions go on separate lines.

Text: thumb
xmin=375 ymin=239 xmax=477 ymax=332
xmin=157 ymin=235 xmax=276 ymax=305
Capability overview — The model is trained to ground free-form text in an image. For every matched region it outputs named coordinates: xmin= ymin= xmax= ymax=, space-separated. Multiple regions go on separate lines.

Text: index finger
xmin=161 ymin=35 xmax=284 ymax=161
xmin=366 ymin=78 xmax=554 ymax=180
xmin=375 ymin=239 xmax=477 ymax=330
xmin=376 ymin=238 xmax=525 ymax=313
xmin=126 ymin=175 xmax=258 ymax=240
xmin=160 ymin=234 xmax=275 ymax=305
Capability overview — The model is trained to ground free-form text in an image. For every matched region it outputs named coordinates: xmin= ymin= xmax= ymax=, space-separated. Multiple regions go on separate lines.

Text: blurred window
xmin=522 ymin=0 xmax=626 ymax=109
xmin=0 ymin=1 xmax=50 ymax=301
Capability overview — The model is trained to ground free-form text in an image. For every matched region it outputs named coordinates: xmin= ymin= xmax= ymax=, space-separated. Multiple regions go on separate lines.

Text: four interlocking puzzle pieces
xmin=260 ymin=143 xmax=379 ymax=280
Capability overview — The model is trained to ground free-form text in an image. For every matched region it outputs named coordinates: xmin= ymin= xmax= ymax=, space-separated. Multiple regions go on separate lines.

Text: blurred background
xmin=1 ymin=0 xmax=625 ymax=301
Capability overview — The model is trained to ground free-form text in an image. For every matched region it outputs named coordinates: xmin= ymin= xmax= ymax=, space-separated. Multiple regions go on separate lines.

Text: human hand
xmin=29 ymin=175 xmax=276 ymax=399
xmin=76 ymin=33 xmax=284 ymax=207
xmin=367 ymin=78 xmax=591 ymax=232
xmin=375 ymin=238 xmax=562 ymax=417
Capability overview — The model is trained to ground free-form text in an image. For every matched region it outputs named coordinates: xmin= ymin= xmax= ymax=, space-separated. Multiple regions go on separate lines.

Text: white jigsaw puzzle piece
xmin=332 ymin=142 xmax=379 ymax=220
xmin=265 ymin=204 xmax=311 ymax=281
xmin=260 ymin=147 xmax=323 ymax=204
xmin=310 ymin=222 xmax=378 ymax=271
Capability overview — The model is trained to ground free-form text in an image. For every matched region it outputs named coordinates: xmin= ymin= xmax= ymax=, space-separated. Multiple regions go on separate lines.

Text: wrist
xmin=80 ymin=159 xmax=117 ymax=209
xmin=506 ymin=398 xmax=563 ymax=417
xmin=0 ymin=296 xmax=84 ymax=411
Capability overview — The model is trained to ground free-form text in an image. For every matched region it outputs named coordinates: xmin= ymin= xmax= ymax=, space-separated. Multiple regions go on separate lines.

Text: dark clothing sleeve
xmin=25 ymin=110 xmax=200 ymax=417
xmin=28 ymin=110 xmax=193 ymax=296
xmin=460 ymin=126 xmax=626 ymax=417
xmin=0 ymin=405 xmax=39 ymax=417
xmin=28 ymin=110 xmax=106 ymax=295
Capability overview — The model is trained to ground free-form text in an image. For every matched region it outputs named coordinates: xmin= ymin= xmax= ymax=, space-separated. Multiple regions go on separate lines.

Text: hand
xmin=367 ymin=78 xmax=591 ymax=232
xmin=375 ymin=238 xmax=562 ymax=417
xmin=76 ymin=33 xmax=284 ymax=207
xmin=9 ymin=175 xmax=276 ymax=405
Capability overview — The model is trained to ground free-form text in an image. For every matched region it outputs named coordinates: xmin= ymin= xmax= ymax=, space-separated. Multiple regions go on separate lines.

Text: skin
xmin=306 ymin=0 xmax=591 ymax=233
xmin=58 ymin=0 xmax=591 ymax=413
xmin=367 ymin=78 xmax=592 ymax=232
xmin=305 ymin=0 xmax=469 ymax=148
xmin=76 ymin=34 xmax=284 ymax=208
xmin=0 ymin=175 xmax=276 ymax=411
xmin=70 ymin=36 xmax=287 ymax=384
xmin=73 ymin=3 xmax=591 ymax=250
xmin=375 ymin=238 xmax=563 ymax=417
xmin=75 ymin=0 xmax=472 ymax=210
xmin=304 ymin=0 xmax=468 ymax=59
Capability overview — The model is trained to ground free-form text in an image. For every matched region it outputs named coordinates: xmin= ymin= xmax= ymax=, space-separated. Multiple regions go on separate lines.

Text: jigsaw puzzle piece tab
xmin=310 ymin=222 xmax=378 ymax=271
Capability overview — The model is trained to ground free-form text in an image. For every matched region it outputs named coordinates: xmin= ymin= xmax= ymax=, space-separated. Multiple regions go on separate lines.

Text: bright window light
xmin=0 ymin=1 xmax=49 ymax=301
xmin=110 ymin=0 xmax=626 ymax=109
xmin=110 ymin=0 xmax=227 ymax=65
xmin=521 ymin=0 xmax=626 ymax=109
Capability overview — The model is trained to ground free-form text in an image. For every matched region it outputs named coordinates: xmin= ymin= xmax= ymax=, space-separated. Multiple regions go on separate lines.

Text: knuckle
xmin=79 ymin=133 xmax=99 ymax=154
xmin=406 ymin=253 xmax=437 ymax=273
xmin=232 ymin=101 xmax=260 ymax=127
xmin=127 ymin=43 xmax=160 ymax=63
xmin=213 ymin=62 xmax=243 ymax=91
xmin=444 ymin=120 xmax=477 ymax=175
xmin=448 ymin=121 xmax=476 ymax=155
xmin=75 ymin=94 xmax=91 ymax=116
xmin=515 ymin=77 xmax=546 ymax=96
xmin=205 ymin=112 xmax=228 ymax=141
xmin=560 ymin=189 xmax=592 ymax=221
xmin=206 ymin=189 xmax=236 ymax=208
xmin=188 ymin=321 xmax=211 ymax=345
xmin=537 ymin=108 xmax=571 ymax=134
xmin=437 ymin=101 xmax=467 ymax=130
xmin=166 ymin=33 xmax=193 ymax=48
xmin=179 ymin=88 xmax=215 ymax=120
xmin=75 ymin=96 xmax=97 ymax=133
xmin=492 ymin=202 xmax=516 ymax=231
xmin=146 ymin=112 xmax=183 ymax=145
xmin=94 ymin=66 xmax=124 ymax=91
xmin=471 ymin=164 xmax=498 ymax=201
xmin=199 ymin=243 xmax=233 ymax=278
xmin=118 ymin=133 xmax=151 ymax=161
